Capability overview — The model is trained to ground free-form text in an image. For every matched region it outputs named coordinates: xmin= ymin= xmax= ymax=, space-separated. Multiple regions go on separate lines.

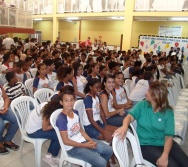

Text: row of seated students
xmin=0 ymin=42 xmax=187 ymax=167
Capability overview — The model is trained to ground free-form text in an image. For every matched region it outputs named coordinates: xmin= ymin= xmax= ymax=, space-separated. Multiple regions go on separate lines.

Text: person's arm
xmin=72 ymin=77 xmax=85 ymax=98
xmin=99 ymin=94 xmax=122 ymax=117
xmin=86 ymin=109 xmax=104 ymax=134
xmin=42 ymin=117 xmax=53 ymax=131
xmin=111 ymin=90 xmax=126 ymax=109
xmin=156 ymin=136 xmax=173 ymax=167
xmin=0 ymin=87 xmax=10 ymax=114
xmin=100 ymin=105 xmax=107 ymax=124
xmin=60 ymin=130 xmax=96 ymax=149
xmin=113 ymin=114 xmax=134 ymax=140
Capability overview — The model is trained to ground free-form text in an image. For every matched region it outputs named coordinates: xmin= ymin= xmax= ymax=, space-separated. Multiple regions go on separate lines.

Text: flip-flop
xmin=4 ymin=142 xmax=19 ymax=151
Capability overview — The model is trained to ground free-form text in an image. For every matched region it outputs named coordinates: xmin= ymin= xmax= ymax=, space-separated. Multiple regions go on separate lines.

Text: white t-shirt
xmin=108 ymin=93 xmax=115 ymax=112
xmin=2 ymin=37 xmax=14 ymax=49
xmin=33 ymin=77 xmax=50 ymax=90
xmin=25 ymin=102 xmax=47 ymax=134
xmin=56 ymin=109 xmax=86 ymax=151
xmin=47 ymin=72 xmax=58 ymax=89
xmin=0 ymin=87 xmax=5 ymax=110
xmin=128 ymin=79 xmax=149 ymax=102
xmin=115 ymin=87 xmax=127 ymax=104
xmin=166 ymin=63 xmax=171 ymax=72
xmin=76 ymin=75 xmax=87 ymax=99
xmin=157 ymin=64 xmax=165 ymax=78
xmin=123 ymin=67 xmax=130 ymax=79
xmin=83 ymin=94 xmax=101 ymax=126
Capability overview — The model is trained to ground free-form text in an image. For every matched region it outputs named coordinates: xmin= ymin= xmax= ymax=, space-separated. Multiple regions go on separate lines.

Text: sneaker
xmin=43 ymin=155 xmax=58 ymax=167
xmin=52 ymin=157 xmax=60 ymax=164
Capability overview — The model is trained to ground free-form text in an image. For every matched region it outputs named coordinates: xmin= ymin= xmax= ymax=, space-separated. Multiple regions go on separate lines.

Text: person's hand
xmin=124 ymin=104 xmax=132 ymax=109
xmin=118 ymin=108 xmax=125 ymax=116
xmin=112 ymin=126 xmax=128 ymax=140
xmin=0 ymin=107 xmax=8 ymax=115
xmin=102 ymin=130 xmax=112 ymax=142
xmin=156 ymin=154 xmax=168 ymax=167
xmin=88 ymin=139 xmax=97 ymax=148
xmin=83 ymin=142 xmax=97 ymax=149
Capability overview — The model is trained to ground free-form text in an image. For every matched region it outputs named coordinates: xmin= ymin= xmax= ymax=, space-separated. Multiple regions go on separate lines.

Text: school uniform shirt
xmin=128 ymin=79 xmax=149 ymax=102
xmin=15 ymin=73 xmax=27 ymax=84
xmin=25 ymin=102 xmax=47 ymax=134
xmin=80 ymin=62 xmax=86 ymax=67
xmin=129 ymin=100 xmax=174 ymax=146
xmin=56 ymin=109 xmax=86 ymax=151
xmin=47 ymin=72 xmax=58 ymax=89
xmin=86 ymin=75 xmax=101 ymax=82
xmin=25 ymin=71 xmax=32 ymax=79
xmin=0 ymin=85 xmax=5 ymax=110
xmin=157 ymin=64 xmax=166 ymax=78
xmin=75 ymin=75 xmax=87 ymax=99
xmin=33 ymin=77 xmax=50 ymax=90
xmin=123 ymin=67 xmax=130 ymax=79
xmin=56 ymin=81 xmax=73 ymax=91
xmin=114 ymin=87 xmax=127 ymax=105
xmin=5 ymin=82 xmax=25 ymax=100
xmin=83 ymin=94 xmax=101 ymax=126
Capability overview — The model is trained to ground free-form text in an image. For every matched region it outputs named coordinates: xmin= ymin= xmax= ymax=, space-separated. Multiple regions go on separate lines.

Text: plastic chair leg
xmin=20 ymin=138 xmax=24 ymax=160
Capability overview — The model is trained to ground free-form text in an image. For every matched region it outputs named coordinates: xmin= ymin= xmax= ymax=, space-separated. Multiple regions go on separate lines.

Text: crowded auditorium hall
xmin=1 ymin=0 xmax=188 ymax=167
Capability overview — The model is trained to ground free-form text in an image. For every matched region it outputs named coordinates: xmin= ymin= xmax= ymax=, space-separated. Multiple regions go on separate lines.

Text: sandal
xmin=0 ymin=146 xmax=9 ymax=155
xmin=4 ymin=142 xmax=19 ymax=151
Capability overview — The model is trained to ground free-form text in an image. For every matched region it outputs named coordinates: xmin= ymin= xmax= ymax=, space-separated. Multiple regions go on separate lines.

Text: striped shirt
xmin=5 ymin=82 xmax=25 ymax=100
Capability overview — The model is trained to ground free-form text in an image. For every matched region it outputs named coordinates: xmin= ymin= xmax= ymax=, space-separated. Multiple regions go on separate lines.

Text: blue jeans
xmin=67 ymin=138 xmax=113 ymax=167
xmin=0 ymin=107 xmax=18 ymax=142
xmin=141 ymin=141 xmax=188 ymax=167
xmin=106 ymin=115 xmax=125 ymax=127
xmin=27 ymin=129 xmax=60 ymax=157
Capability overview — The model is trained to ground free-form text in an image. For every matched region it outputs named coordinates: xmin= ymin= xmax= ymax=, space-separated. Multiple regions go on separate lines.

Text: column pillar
xmin=122 ymin=0 xmax=135 ymax=51
xmin=52 ymin=0 xmax=58 ymax=43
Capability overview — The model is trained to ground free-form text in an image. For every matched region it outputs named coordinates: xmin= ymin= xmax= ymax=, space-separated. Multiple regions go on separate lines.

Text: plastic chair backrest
xmin=0 ymin=73 xmax=8 ymax=85
xmin=175 ymin=73 xmax=185 ymax=89
xmin=50 ymin=109 xmax=69 ymax=157
xmin=30 ymin=68 xmax=37 ymax=78
xmin=73 ymin=100 xmax=85 ymax=130
xmin=34 ymin=88 xmax=54 ymax=104
xmin=25 ymin=78 xmax=34 ymax=97
xmin=112 ymin=134 xmax=129 ymax=167
xmin=11 ymin=96 xmax=38 ymax=136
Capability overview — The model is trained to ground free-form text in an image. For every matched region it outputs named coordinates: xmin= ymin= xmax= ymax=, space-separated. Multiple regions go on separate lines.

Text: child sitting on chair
xmin=56 ymin=89 xmax=113 ymax=167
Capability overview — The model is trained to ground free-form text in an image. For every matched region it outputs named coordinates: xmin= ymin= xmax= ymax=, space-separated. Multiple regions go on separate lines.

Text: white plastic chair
xmin=113 ymin=131 xmax=155 ymax=167
xmin=50 ymin=109 xmax=91 ymax=167
xmin=25 ymin=78 xmax=34 ymax=97
xmin=30 ymin=68 xmax=38 ymax=78
xmin=34 ymin=88 xmax=54 ymax=104
xmin=0 ymin=73 xmax=8 ymax=85
xmin=11 ymin=96 xmax=48 ymax=167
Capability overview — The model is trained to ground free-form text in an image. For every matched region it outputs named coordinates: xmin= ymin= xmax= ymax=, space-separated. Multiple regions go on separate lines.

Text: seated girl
xmin=114 ymin=81 xmax=188 ymax=167
xmin=83 ymin=78 xmax=117 ymax=142
xmin=56 ymin=66 xmax=73 ymax=91
xmin=113 ymin=72 xmax=133 ymax=115
xmin=86 ymin=63 xmax=101 ymax=81
xmin=99 ymin=74 xmax=125 ymax=127
xmin=33 ymin=63 xmax=51 ymax=93
xmin=25 ymin=100 xmax=62 ymax=167
xmin=72 ymin=62 xmax=87 ymax=100
xmin=56 ymin=89 xmax=113 ymax=167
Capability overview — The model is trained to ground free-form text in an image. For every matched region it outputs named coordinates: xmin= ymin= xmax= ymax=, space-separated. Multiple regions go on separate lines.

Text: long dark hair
xmin=72 ymin=62 xmax=83 ymax=77
xmin=84 ymin=78 xmax=100 ymax=94
xmin=56 ymin=66 xmax=73 ymax=81
xmin=101 ymin=74 xmax=115 ymax=98
xmin=35 ymin=63 xmax=46 ymax=77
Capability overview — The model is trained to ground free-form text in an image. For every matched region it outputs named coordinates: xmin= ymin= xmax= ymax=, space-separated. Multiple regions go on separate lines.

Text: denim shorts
xmin=84 ymin=121 xmax=105 ymax=139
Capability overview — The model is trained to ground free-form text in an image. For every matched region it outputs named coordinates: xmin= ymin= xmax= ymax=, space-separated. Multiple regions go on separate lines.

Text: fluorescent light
xmin=67 ymin=17 xmax=79 ymax=20
xmin=33 ymin=18 xmax=43 ymax=21
xmin=111 ymin=17 xmax=124 ymax=20
xmin=171 ymin=18 xmax=188 ymax=21
xmin=65 ymin=20 xmax=73 ymax=23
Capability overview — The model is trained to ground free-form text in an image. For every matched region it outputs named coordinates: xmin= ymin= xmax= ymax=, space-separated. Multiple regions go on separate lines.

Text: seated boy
xmin=5 ymin=71 xmax=26 ymax=102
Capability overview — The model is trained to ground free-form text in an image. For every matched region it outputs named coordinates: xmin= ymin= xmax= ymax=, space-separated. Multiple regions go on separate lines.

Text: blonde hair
xmin=149 ymin=81 xmax=172 ymax=112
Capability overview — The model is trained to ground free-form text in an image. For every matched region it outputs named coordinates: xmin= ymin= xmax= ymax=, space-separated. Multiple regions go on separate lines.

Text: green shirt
xmin=129 ymin=100 xmax=175 ymax=146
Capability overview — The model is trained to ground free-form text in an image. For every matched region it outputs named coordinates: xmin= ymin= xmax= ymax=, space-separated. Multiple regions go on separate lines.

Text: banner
xmin=158 ymin=26 xmax=182 ymax=37
xmin=138 ymin=35 xmax=188 ymax=61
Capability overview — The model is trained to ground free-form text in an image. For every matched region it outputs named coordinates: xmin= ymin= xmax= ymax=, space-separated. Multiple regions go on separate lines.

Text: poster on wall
xmin=158 ymin=26 xmax=182 ymax=37
xmin=138 ymin=35 xmax=188 ymax=60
